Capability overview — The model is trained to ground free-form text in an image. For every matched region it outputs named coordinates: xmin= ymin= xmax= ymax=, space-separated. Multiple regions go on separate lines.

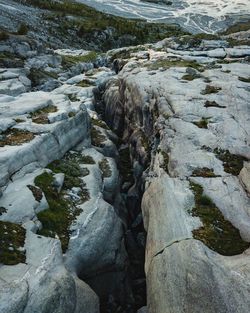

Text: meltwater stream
xmin=77 ymin=0 xmax=250 ymax=33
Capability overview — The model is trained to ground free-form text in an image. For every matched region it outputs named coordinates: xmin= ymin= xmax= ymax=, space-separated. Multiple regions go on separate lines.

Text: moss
xmin=0 ymin=221 xmax=26 ymax=265
xmin=65 ymin=151 xmax=94 ymax=165
xmin=17 ymin=23 xmax=29 ymax=35
xmin=62 ymin=52 xmax=98 ymax=68
xmin=193 ymin=33 xmax=219 ymax=40
xmin=193 ymin=117 xmax=209 ymax=129
xmin=204 ymin=100 xmax=226 ymax=108
xmin=35 ymin=172 xmax=72 ymax=251
xmin=91 ymin=127 xmax=106 ymax=147
xmin=47 ymin=155 xmax=89 ymax=190
xmin=238 ymin=77 xmax=250 ymax=83
xmin=226 ymin=38 xmax=250 ymax=47
xmin=91 ymin=118 xmax=109 ymax=130
xmin=0 ymin=207 xmax=7 ymax=216
xmin=76 ymin=79 xmax=95 ymax=88
xmin=81 ymin=155 xmax=95 ymax=164
xmin=0 ymin=30 xmax=9 ymax=41
xmin=31 ymin=105 xmax=57 ymax=124
xmin=27 ymin=185 xmax=43 ymax=202
xmin=189 ymin=182 xmax=250 ymax=256
xmin=0 ymin=128 xmax=35 ymax=147
xmin=222 ymin=21 xmax=250 ymax=35
xmin=68 ymin=93 xmax=79 ymax=102
xmin=28 ymin=68 xmax=58 ymax=87
xmin=201 ymin=85 xmax=221 ymax=95
xmin=0 ymin=51 xmax=24 ymax=68
xmin=192 ymin=167 xmax=217 ymax=177
xmin=178 ymin=33 xmax=219 ymax=48
xmin=181 ymin=73 xmax=200 ymax=81
xmin=99 ymin=159 xmax=112 ymax=178
xmin=68 ymin=112 xmax=76 ymax=118
xmin=147 ymin=59 xmax=203 ymax=71
xmin=14 ymin=118 xmax=26 ymax=123
xmin=160 ymin=150 xmax=169 ymax=174
xmin=214 ymin=148 xmax=247 ymax=175
xmin=118 ymin=146 xmax=134 ymax=188
xmin=109 ymin=46 xmax=143 ymax=61
xmin=36 ymin=153 xmax=90 ymax=252
xmin=140 ymin=131 xmax=150 ymax=153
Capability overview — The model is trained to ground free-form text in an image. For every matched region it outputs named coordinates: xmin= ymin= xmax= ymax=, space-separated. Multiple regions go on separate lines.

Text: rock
xmin=226 ymin=47 xmax=250 ymax=58
xmin=0 ymin=232 xmax=99 ymax=313
xmin=137 ymin=307 xmax=148 ymax=313
xmin=53 ymin=173 xmax=65 ymax=193
xmin=147 ymin=239 xmax=250 ymax=313
xmin=101 ymin=38 xmax=250 ymax=313
xmin=0 ymin=78 xmax=26 ymax=96
xmin=239 ymin=162 xmax=250 ymax=195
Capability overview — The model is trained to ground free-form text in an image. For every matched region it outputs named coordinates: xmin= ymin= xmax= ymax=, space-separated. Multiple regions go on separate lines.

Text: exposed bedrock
xmin=96 ymin=40 xmax=250 ymax=312
xmin=1 ymin=26 xmax=250 ymax=313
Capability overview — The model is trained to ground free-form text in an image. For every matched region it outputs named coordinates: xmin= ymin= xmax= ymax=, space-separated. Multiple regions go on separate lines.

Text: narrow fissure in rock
xmin=81 ymin=141 xmax=147 ymax=313
xmin=77 ymin=84 xmax=148 ymax=313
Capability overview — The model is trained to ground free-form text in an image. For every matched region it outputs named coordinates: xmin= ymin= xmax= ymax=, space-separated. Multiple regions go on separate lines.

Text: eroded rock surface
xmin=98 ymin=34 xmax=250 ymax=312
xmin=1 ymin=10 xmax=250 ymax=313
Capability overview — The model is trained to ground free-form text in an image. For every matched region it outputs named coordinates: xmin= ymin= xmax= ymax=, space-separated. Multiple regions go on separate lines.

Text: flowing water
xmin=77 ymin=0 xmax=250 ymax=33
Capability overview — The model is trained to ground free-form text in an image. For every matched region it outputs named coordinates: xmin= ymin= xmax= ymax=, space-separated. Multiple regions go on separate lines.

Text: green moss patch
xmin=160 ymin=150 xmax=169 ymax=174
xmin=178 ymin=33 xmax=219 ymax=48
xmin=47 ymin=155 xmax=89 ymax=190
xmin=140 ymin=131 xmax=150 ymax=153
xmin=0 ymin=207 xmax=7 ymax=216
xmin=76 ymin=79 xmax=95 ymax=88
xmin=91 ymin=126 xmax=106 ymax=147
xmin=214 ymin=148 xmax=247 ymax=175
xmin=68 ymin=112 xmax=76 ymax=118
xmin=68 ymin=93 xmax=79 ymax=102
xmin=238 ymin=77 xmax=250 ymax=83
xmin=14 ymin=118 xmax=26 ymax=123
xmin=0 ymin=128 xmax=35 ymax=147
xmin=192 ymin=167 xmax=217 ymax=177
xmin=0 ymin=221 xmax=26 ymax=265
xmin=17 ymin=23 xmax=29 ymax=35
xmin=99 ymin=158 xmax=112 ymax=178
xmin=189 ymin=182 xmax=250 ymax=256
xmin=92 ymin=118 xmax=109 ymax=130
xmin=31 ymin=105 xmax=57 ymax=124
xmin=193 ymin=117 xmax=210 ymax=129
xmin=36 ymin=153 xmax=90 ymax=252
xmin=80 ymin=155 xmax=95 ymax=164
xmin=222 ymin=21 xmax=250 ymax=35
xmin=204 ymin=100 xmax=226 ymax=108
xmin=147 ymin=59 xmax=203 ymax=71
xmin=62 ymin=52 xmax=98 ymax=68
xmin=28 ymin=68 xmax=58 ymax=87
xmin=0 ymin=51 xmax=24 ymax=68
xmin=201 ymin=85 xmax=221 ymax=95
xmin=0 ymin=30 xmax=9 ymax=41
xmin=181 ymin=73 xmax=200 ymax=81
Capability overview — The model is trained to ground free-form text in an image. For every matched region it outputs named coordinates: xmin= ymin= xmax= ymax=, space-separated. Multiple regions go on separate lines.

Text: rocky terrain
xmin=0 ymin=1 xmax=250 ymax=313
xmin=77 ymin=0 xmax=250 ymax=33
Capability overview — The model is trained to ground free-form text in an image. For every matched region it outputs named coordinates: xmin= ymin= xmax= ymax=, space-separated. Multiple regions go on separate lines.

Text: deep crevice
xmin=78 ymin=82 xmax=149 ymax=313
